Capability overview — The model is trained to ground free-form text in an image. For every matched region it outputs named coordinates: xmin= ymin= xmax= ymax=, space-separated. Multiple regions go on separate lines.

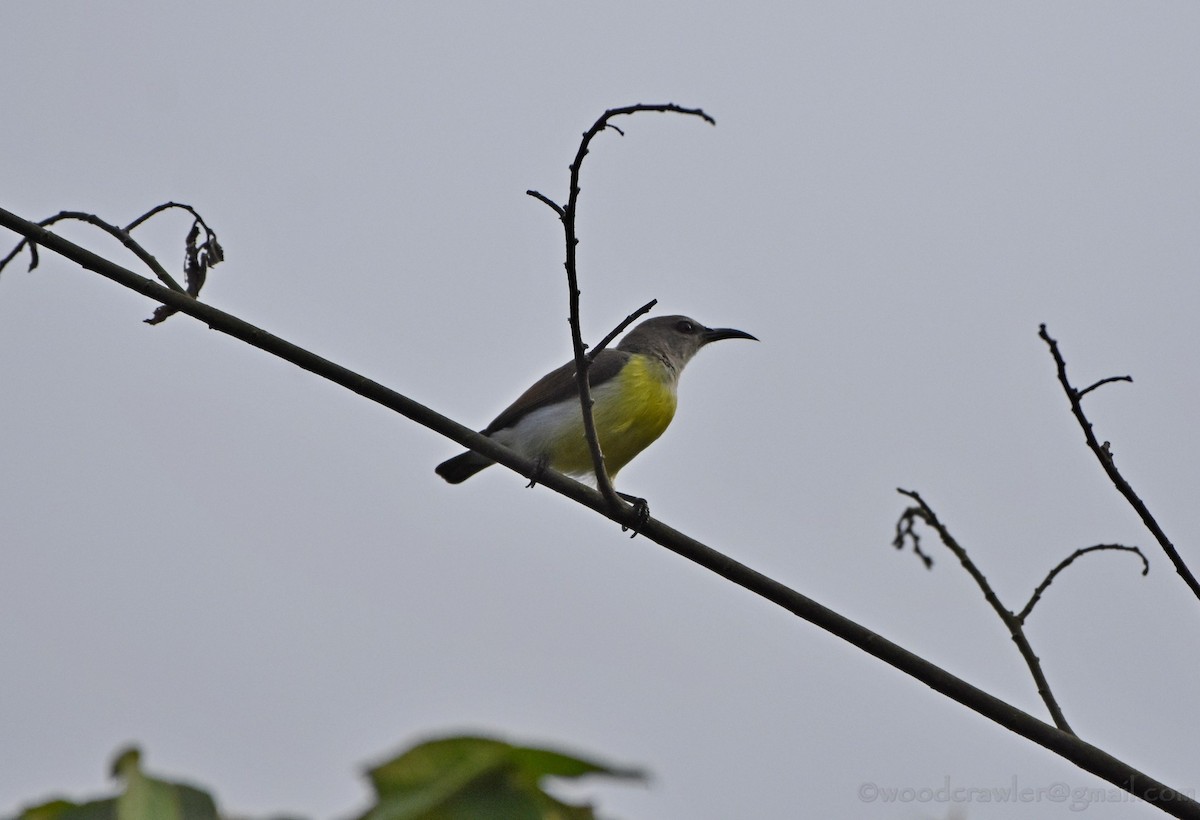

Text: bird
xmin=436 ymin=315 xmax=757 ymax=485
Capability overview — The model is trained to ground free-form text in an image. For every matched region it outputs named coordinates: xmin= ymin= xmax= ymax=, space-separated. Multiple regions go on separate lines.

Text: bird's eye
xmin=675 ymin=320 xmax=696 ymax=334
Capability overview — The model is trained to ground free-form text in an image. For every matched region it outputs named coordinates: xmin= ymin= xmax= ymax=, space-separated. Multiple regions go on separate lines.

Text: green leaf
xmin=360 ymin=735 xmax=644 ymax=820
xmin=13 ymin=797 xmax=116 ymax=820
xmin=111 ymin=747 xmax=219 ymax=820
xmin=11 ymin=747 xmax=220 ymax=820
xmin=508 ymin=747 xmax=644 ymax=782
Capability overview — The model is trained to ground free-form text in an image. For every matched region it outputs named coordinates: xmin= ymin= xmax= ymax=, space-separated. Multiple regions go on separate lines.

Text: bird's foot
xmin=617 ymin=492 xmax=650 ymax=538
xmin=525 ymin=455 xmax=549 ymax=489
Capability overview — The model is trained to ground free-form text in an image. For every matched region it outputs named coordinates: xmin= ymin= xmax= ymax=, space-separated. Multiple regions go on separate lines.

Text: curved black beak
xmin=702 ymin=326 xmax=758 ymax=344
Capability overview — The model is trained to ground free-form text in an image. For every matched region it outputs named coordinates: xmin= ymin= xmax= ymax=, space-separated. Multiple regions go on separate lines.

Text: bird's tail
xmin=435 ymin=450 xmax=495 ymax=484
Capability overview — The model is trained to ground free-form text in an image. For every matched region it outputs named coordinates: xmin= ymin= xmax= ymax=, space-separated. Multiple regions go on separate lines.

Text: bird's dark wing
xmin=483 ymin=349 xmax=631 ymax=435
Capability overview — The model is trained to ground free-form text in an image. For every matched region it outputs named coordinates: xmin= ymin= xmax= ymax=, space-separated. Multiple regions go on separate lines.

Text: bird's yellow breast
xmin=549 ymin=353 xmax=678 ymax=478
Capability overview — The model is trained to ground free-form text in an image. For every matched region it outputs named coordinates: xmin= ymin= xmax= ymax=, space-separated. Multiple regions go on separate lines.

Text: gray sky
xmin=3 ymin=3 xmax=1199 ymax=819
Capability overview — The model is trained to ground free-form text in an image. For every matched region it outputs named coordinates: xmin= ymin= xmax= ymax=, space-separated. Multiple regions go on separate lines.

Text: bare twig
xmin=1017 ymin=544 xmax=1149 ymax=625
xmin=3 ymin=207 xmax=1198 ymax=817
xmin=1078 ymin=375 xmax=1133 ymax=399
xmin=0 ymin=202 xmax=225 ymax=326
xmin=0 ymin=229 xmax=34 ymax=272
xmin=0 ymin=210 xmax=186 ymax=293
xmin=587 ymin=299 xmax=658 ymax=361
xmin=545 ymin=103 xmax=715 ymax=528
xmin=1039 ymin=324 xmax=1200 ymax=604
xmin=525 ymin=189 xmax=565 ymax=218
xmin=123 ymin=201 xmax=213 ymax=235
xmin=895 ymin=489 xmax=1075 ymax=735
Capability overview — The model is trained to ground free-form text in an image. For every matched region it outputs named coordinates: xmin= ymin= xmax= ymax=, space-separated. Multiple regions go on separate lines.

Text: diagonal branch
xmin=895 ymin=489 xmax=1074 ymax=734
xmin=1039 ymin=324 xmax=1200 ymax=605
xmin=524 ymin=189 xmax=565 ymax=219
xmin=2 ymin=207 xmax=1198 ymax=817
xmin=587 ymin=299 xmax=657 ymax=361
xmin=1017 ymin=544 xmax=1149 ymax=625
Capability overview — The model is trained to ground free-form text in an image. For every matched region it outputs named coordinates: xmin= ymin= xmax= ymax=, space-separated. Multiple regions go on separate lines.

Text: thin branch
xmin=1078 ymin=375 xmax=1133 ymax=399
xmin=0 ymin=229 xmax=33 ymax=272
xmin=123 ymin=201 xmax=213 ymax=234
xmin=0 ymin=210 xmax=186 ymax=293
xmin=551 ymin=104 xmax=715 ymax=523
xmin=587 ymin=299 xmax=657 ymax=361
xmin=524 ymin=189 xmax=565 ymax=218
xmin=895 ymin=489 xmax=1074 ymax=735
xmin=1017 ymin=544 xmax=1149 ymax=625
xmin=2 ymin=208 xmax=1197 ymax=818
xmin=1039 ymin=324 xmax=1200 ymax=604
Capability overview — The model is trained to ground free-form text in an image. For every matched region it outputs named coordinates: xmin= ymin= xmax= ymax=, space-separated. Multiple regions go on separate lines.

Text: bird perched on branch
xmin=436 ymin=315 xmax=757 ymax=484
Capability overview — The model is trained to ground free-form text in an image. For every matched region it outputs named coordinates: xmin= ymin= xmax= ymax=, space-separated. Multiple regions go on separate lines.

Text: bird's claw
xmin=617 ymin=492 xmax=650 ymax=538
xmin=526 ymin=455 xmax=549 ymax=489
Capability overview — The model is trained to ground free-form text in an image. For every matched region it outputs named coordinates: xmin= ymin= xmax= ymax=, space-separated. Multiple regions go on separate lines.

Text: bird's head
xmin=617 ymin=315 xmax=757 ymax=372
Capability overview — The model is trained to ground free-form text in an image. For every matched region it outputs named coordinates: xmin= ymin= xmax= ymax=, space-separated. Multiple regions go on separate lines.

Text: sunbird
xmin=436 ymin=315 xmax=757 ymax=484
